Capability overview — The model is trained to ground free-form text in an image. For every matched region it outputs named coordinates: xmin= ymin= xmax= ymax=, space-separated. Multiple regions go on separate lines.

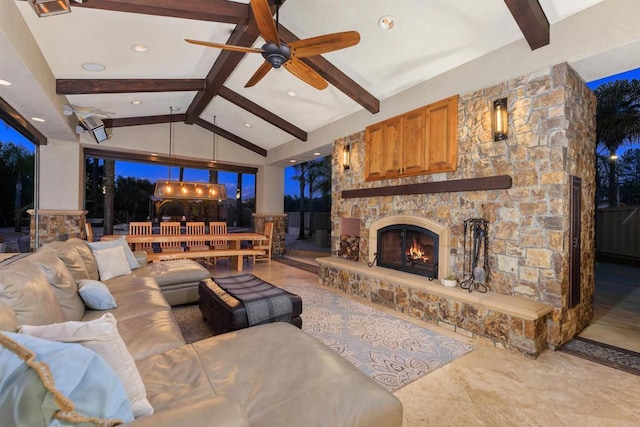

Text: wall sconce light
xmin=492 ymin=98 xmax=509 ymax=141
xmin=342 ymin=144 xmax=351 ymax=170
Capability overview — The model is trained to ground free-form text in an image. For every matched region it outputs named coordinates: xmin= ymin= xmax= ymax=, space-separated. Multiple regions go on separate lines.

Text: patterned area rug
xmin=559 ymin=336 xmax=640 ymax=376
xmin=172 ymin=285 xmax=474 ymax=391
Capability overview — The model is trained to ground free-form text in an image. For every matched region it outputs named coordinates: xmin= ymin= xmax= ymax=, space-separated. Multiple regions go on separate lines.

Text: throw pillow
xmin=29 ymin=251 xmax=85 ymax=321
xmin=92 ymin=245 xmax=132 ymax=281
xmin=77 ymin=280 xmax=117 ymax=310
xmin=38 ymin=241 xmax=90 ymax=282
xmin=0 ymin=331 xmax=134 ymax=426
xmin=88 ymin=236 xmax=141 ymax=270
xmin=19 ymin=313 xmax=154 ymax=418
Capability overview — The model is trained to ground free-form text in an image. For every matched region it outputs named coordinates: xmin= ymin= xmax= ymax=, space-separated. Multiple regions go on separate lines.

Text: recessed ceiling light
xmin=244 ymin=122 xmax=252 ymax=128
xmin=81 ymin=62 xmax=106 ymax=72
xmin=131 ymin=44 xmax=148 ymax=52
xmin=31 ymin=117 xmax=45 ymax=122
xmin=378 ymin=15 xmax=395 ymax=30
xmin=313 ymin=152 xmax=321 ymax=156
xmin=0 ymin=79 xmax=11 ymax=86
xmin=289 ymin=159 xmax=296 ymax=163
xmin=287 ymin=89 xmax=296 ymax=97
xmin=150 ymin=153 xmax=158 ymax=156
xmin=131 ymin=100 xmax=143 ymax=105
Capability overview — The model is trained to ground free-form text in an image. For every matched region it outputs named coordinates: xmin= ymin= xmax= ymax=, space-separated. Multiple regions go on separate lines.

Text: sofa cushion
xmin=0 ymin=332 xmax=134 ymax=426
xmin=39 ymin=241 xmax=90 ymax=282
xmin=134 ymin=259 xmax=210 ymax=288
xmin=0 ymin=263 xmax=67 ymax=326
xmin=113 ymin=310 xmax=186 ymax=360
xmin=28 ymin=251 xmax=85 ymax=321
xmin=192 ymin=322 xmax=404 ymax=427
xmin=89 ymin=236 xmax=141 ymax=270
xmin=0 ymin=300 xmax=18 ymax=332
xmin=66 ymin=238 xmax=100 ymax=281
xmin=78 ymin=279 xmax=117 ymax=310
xmin=20 ymin=313 xmax=154 ymax=418
xmin=93 ymin=245 xmax=132 ymax=281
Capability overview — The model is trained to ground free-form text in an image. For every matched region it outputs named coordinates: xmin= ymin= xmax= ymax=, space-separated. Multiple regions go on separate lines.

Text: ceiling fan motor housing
xmin=262 ymin=43 xmax=291 ymax=68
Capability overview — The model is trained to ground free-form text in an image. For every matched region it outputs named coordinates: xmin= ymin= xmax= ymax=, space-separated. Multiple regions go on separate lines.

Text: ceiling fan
xmin=185 ymin=0 xmax=360 ymax=90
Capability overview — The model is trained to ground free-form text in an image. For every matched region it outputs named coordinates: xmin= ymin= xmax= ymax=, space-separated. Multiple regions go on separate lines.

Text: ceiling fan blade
xmin=185 ymin=39 xmax=263 ymax=54
xmin=290 ymin=31 xmax=360 ymax=58
xmin=283 ymin=58 xmax=328 ymax=90
xmin=250 ymin=0 xmax=280 ymax=45
xmin=245 ymin=61 xmax=273 ymax=88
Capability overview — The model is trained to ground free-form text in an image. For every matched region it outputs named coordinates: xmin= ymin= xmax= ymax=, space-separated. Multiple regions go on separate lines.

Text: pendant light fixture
xmin=153 ymin=108 xmax=227 ymax=201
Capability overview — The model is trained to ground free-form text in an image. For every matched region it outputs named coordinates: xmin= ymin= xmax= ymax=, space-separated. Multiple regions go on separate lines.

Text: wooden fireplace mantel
xmin=341 ymin=175 xmax=512 ymax=199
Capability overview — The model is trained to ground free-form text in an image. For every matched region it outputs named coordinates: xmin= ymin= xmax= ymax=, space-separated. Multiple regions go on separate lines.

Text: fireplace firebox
xmin=376 ymin=225 xmax=439 ymax=278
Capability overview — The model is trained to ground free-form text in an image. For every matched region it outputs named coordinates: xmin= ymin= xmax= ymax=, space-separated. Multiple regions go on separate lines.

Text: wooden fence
xmin=595 ymin=207 xmax=640 ymax=260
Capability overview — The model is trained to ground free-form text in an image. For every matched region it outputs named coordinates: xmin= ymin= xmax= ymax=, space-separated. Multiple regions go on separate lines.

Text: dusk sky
xmin=2 ymin=68 xmax=640 ymax=198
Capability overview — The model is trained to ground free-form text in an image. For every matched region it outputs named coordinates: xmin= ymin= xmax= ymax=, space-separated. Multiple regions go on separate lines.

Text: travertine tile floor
xmin=214 ymin=259 xmax=640 ymax=426
xmin=579 ymin=262 xmax=640 ymax=353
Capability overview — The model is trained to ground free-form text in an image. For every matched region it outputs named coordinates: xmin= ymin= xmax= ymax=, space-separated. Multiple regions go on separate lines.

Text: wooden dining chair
xmin=185 ymin=222 xmax=208 ymax=251
xmin=159 ymin=222 xmax=184 ymax=253
xmin=129 ymin=221 xmax=153 ymax=253
xmin=84 ymin=223 xmax=94 ymax=242
xmin=252 ymin=221 xmax=274 ymax=264
xmin=209 ymin=221 xmax=229 ymax=264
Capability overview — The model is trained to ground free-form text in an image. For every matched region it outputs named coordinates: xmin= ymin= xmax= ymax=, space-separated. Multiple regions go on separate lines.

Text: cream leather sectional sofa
xmin=0 ymin=238 xmax=403 ymax=426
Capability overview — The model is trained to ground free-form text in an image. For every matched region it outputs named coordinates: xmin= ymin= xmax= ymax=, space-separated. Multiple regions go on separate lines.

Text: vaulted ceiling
xmin=0 ymin=0 xmax=610 ymax=163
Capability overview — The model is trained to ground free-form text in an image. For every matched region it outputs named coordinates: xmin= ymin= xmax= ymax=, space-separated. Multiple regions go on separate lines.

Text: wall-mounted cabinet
xmin=365 ymin=95 xmax=458 ymax=181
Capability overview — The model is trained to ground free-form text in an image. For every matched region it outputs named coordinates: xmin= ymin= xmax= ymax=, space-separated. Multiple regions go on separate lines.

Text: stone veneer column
xmin=27 ymin=209 xmax=88 ymax=250
xmin=327 ymin=62 xmax=596 ymax=351
xmin=252 ymin=213 xmax=287 ymax=256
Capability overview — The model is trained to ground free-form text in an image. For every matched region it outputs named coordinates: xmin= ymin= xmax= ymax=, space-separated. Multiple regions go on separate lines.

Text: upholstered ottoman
xmin=199 ymin=275 xmax=303 ymax=335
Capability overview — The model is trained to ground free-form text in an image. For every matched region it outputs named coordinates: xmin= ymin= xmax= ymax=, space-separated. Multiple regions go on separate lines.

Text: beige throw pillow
xmin=19 ymin=312 xmax=154 ymax=418
xmin=92 ymin=246 xmax=132 ymax=281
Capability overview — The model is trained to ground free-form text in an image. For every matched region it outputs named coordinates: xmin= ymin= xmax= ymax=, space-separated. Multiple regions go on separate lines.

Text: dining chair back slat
xmin=129 ymin=222 xmax=152 ymax=252
xmin=159 ymin=222 xmax=184 ymax=252
xmin=186 ymin=222 xmax=208 ymax=251
xmin=85 ymin=223 xmax=94 ymax=242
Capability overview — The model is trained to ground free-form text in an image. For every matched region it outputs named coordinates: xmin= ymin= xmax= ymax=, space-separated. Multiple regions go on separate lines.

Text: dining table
xmin=101 ymin=233 xmax=268 ymax=271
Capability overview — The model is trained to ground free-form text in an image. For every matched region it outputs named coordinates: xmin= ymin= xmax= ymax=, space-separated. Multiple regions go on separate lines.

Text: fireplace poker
xmin=460 ymin=218 xmax=489 ymax=293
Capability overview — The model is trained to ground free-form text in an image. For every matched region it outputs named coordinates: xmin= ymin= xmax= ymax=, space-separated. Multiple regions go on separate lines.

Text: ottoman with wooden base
xmin=199 ymin=275 xmax=302 ymax=335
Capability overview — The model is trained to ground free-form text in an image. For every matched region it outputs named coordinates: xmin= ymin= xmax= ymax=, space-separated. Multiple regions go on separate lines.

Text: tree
xmin=292 ymin=163 xmax=310 ymax=239
xmin=305 ymin=157 xmax=331 ymax=237
xmin=594 ymin=80 xmax=640 ymax=207
xmin=618 ymin=148 xmax=640 ymax=205
xmin=114 ymin=176 xmax=154 ymax=223
xmin=103 ymin=159 xmax=115 ymax=235
xmin=0 ymin=141 xmax=34 ymax=230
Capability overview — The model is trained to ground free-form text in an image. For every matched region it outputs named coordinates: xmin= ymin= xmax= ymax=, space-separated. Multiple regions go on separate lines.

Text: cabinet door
xmin=382 ymin=118 xmax=403 ymax=178
xmin=426 ymin=96 xmax=458 ymax=172
xmin=402 ymin=107 xmax=427 ymax=176
xmin=365 ymin=123 xmax=385 ymax=181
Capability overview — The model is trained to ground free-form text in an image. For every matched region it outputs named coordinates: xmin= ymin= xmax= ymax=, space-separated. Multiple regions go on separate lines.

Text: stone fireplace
xmin=319 ymin=63 xmax=596 ymax=358
xmin=370 ymin=215 xmax=450 ymax=280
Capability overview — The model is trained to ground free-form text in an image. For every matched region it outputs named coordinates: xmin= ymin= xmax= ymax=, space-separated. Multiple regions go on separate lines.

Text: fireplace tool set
xmin=460 ymin=218 xmax=490 ymax=293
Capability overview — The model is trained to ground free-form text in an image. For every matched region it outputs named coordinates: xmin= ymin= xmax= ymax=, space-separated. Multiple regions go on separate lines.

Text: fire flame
xmin=406 ymin=238 xmax=429 ymax=262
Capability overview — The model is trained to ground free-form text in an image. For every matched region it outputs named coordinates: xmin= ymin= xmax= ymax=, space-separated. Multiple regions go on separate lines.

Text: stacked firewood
xmin=338 ymin=234 xmax=360 ymax=261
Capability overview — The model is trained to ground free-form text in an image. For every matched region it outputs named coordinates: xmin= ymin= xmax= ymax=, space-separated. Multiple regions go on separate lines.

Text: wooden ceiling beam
xmin=70 ymin=0 xmax=249 ymax=24
xmin=218 ymin=86 xmax=307 ymax=141
xmin=103 ymin=114 xmax=185 ymax=128
xmin=195 ymin=117 xmax=267 ymax=157
xmin=56 ymin=79 xmax=205 ymax=95
xmin=184 ymin=21 xmax=262 ymax=124
xmin=279 ymin=26 xmax=380 ymax=114
xmin=503 ymin=0 xmax=550 ymax=50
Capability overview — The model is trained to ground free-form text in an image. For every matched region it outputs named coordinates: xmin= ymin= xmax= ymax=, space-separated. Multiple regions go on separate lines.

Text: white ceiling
xmin=0 ymin=0 xmax=617 ymax=162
